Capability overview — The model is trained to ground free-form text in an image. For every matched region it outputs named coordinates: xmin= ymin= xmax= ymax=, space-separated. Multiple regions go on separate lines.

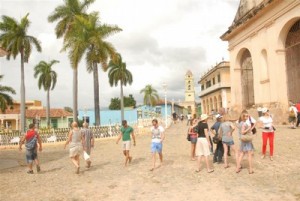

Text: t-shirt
xmin=25 ymin=130 xmax=37 ymax=140
xmin=211 ymin=122 xmax=221 ymax=135
xmin=121 ymin=126 xmax=133 ymax=141
xmin=151 ymin=126 xmax=165 ymax=143
xmin=246 ymin=116 xmax=256 ymax=127
xmin=197 ymin=122 xmax=208 ymax=138
xmin=187 ymin=114 xmax=192 ymax=120
xmin=220 ymin=121 xmax=234 ymax=142
xmin=259 ymin=116 xmax=274 ymax=132
xmin=296 ymin=103 xmax=300 ymax=113
xmin=289 ymin=106 xmax=298 ymax=117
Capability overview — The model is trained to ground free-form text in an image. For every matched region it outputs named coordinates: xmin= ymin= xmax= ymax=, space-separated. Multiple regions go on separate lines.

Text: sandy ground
xmin=0 ymin=121 xmax=300 ymax=201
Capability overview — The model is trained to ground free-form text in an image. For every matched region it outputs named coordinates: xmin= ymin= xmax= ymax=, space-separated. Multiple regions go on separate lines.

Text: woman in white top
xmin=257 ymin=108 xmax=275 ymax=161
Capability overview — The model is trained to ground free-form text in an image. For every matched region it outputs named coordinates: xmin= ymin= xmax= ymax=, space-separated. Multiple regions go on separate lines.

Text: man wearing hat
xmin=210 ymin=114 xmax=224 ymax=163
xmin=288 ymin=102 xmax=298 ymax=129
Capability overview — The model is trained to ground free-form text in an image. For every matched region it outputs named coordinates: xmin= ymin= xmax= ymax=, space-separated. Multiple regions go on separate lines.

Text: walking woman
xmin=195 ymin=114 xmax=214 ymax=173
xmin=219 ymin=116 xmax=237 ymax=169
xmin=64 ymin=122 xmax=84 ymax=174
xmin=236 ymin=112 xmax=255 ymax=174
xmin=258 ymin=108 xmax=275 ymax=161
xmin=188 ymin=118 xmax=198 ymax=161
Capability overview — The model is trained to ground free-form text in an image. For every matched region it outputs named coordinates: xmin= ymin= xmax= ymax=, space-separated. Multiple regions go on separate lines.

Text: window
xmin=218 ymin=74 xmax=221 ymax=83
xmin=213 ymin=77 xmax=215 ymax=85
xmin=188 ymin=85 xmax=191 ymax=90
xmin=206 ymin=80 xmax=211 ymax=88
xmin=51 ymin=119 xmax=58 ymax=129
xmin=201 ymin=85 xmax=204 ymax=90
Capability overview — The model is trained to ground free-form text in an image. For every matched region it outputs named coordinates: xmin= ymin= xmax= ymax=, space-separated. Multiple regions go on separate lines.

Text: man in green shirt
xmin=116 ymin=120 xmax=136 ymax=166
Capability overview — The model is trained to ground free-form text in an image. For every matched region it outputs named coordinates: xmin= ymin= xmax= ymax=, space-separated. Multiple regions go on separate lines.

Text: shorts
xmin=289 ymin=117 xmax=296 ymax=123
xmin=190 ymin=137 xmax=197 ymax=144
xmin=196 ymin=138 xmax=210 ymax=156
xmin=223 ymin=141 xmax=234 ymax=146
xmin=26 ymin=149 xmax=38 ymax=163
xmin=151 ymin=142 xmax=163 ymax=153
xmin=69 ymin=146 xmax=82 ymax=157
xmin=122 ymin=141 xmax=131 ymax=150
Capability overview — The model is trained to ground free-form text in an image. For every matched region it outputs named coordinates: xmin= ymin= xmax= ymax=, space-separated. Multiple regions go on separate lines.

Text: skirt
xmin=69 ymin=145 xmax=82 ymax=157
xmin=196 ymin=138 xmax=210 ymax=157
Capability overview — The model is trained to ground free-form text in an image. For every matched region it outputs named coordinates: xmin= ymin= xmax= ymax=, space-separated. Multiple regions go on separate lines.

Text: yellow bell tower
xmin=185 ymin=70 xmax=195 ymax=102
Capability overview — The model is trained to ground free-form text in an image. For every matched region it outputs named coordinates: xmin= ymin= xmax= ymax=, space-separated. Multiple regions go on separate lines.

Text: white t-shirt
xmin=259 ymin=116 xmax=274 ymax=132
xmin=150 ymin=126 xmax=165 ymax=143
xmin=246 ymin=116 xmax=256 ymax=126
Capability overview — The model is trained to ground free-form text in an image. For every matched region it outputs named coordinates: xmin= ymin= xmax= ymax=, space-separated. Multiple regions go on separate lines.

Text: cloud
xmin=0 ymin=0 xmax=240 ymax=109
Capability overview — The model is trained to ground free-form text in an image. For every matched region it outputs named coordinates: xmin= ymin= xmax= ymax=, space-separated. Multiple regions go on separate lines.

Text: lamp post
xmin=162 ymin=82 xmax=168 ymax=128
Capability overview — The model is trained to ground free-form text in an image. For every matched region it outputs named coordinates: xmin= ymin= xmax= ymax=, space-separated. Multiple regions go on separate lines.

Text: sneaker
xmin=36 ymin=165 xmax=41 ymax=173
xmin=27 ymin=170 xmax=34 ymax=174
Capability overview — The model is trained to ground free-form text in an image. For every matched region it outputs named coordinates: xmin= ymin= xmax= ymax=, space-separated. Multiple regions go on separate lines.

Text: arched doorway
xmin=240 ymin=49 xmax=255 ymax=107
xmin=285 ymin=19 xmax=300 ymax=103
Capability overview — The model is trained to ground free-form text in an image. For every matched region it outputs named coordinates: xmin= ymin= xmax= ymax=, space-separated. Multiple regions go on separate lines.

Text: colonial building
xmin=198 ymin=61 xmax=231 ymax=115
xmin=221 ymin=0 xmax=300 ymax=114
xmin=178 ymin=70 xmax=197 ymax=116
xmin=0 ymin=100 xmax=73 ymax=130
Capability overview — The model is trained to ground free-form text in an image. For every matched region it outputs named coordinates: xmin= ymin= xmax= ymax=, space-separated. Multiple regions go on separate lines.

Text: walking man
xmin=150 ymin=119 xmax=165 ymax=171
xmin=82 ymin=122 xmax=94 ymax=168
xmin=19 ymin=123 xmax=42 ymax=174
xmin=116 ymin=120 xmax=136 ymax=167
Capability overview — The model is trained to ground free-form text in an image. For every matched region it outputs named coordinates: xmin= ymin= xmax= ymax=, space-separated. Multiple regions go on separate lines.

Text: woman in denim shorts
xmin=188 ymin=119 xmax=198 ymax=160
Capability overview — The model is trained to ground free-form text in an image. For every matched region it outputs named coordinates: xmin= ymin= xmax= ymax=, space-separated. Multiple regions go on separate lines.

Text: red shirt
xmin=296 ymin=103 xmax=300 ymax=112
xmin=25 ymin=130 xmax=37 ymax=140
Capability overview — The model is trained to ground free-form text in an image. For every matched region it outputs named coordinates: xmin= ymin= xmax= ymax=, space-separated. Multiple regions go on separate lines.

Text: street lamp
xmin=162 ymin=82 xmax=168 ymax=128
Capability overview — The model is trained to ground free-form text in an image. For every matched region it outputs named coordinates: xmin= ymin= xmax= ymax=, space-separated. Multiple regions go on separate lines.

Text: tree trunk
xmin=73 ymin=68 xmax=78 ymax=123
xmin=46 ymin=89 xmax=50 ymax=128
xmin=120 ymin=81 xmax=124 ymax=121
xmin=20 ymin=50 xmax=26 ymax=133
xmin=93 ymin=62 xmax=100 ymax=126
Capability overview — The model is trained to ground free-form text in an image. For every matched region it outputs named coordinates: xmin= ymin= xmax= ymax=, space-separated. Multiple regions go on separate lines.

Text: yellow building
xmin=179 ymin=70 xmax=197 ymax=116
xmin=198 ymin=61 xmax=231 ymax=115
xmin=221 ymin=0 xmax=300 ymax=114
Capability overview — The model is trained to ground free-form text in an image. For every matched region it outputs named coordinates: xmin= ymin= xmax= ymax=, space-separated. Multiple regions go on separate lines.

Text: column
xmin=16 ymin=118 xmax=19 ymax=131
xmin=221 ymin=89 xmax=228 ymax=109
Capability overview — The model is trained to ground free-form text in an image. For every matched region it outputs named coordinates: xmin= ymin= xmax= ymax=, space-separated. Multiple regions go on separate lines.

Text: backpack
xmin=25 ymin=132 xmax=37 ymax=150
xmin=289 ymin=109 xmax=296 ymax=118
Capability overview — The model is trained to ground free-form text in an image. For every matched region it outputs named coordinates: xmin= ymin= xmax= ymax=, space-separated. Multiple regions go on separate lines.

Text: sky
xmin=0 ymin=0 xmax=240 ymax=110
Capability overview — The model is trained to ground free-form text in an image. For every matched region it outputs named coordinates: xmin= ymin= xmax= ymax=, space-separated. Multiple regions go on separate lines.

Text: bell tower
xmin=185 ymin=70 xmax=195 ymax=102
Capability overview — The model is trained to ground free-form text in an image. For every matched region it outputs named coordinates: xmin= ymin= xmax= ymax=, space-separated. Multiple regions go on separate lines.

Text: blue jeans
xmin=151 ymin=142 xmax=163 ymax=153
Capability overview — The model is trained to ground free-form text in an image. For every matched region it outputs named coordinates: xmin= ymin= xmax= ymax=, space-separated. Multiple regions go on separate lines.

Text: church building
xmin=179 ymin=70 xmax=197 ymax=116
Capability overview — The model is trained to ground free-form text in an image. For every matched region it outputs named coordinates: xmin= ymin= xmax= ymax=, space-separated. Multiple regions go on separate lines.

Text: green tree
xmin=140 ymin=85 xmax=159 ymax=106
xmin=34 ymin=60 xmax=59 ymax=128
xmin=62 ymin=12 xmax=121 ymax=126
xmin=124 ymin=94 xmax=136 ymax=108
xmin=48 ymin=0 xmax=95 ymax=123
xmin=0 ymin=75 xmax=16 ymax=112
xmin=0 ymin=14 xmax=42 ymax=132
xmin=108 ymin=54 xmax=133 ymax=121
xmin=109 ymin=97 xmax=120 ymax=110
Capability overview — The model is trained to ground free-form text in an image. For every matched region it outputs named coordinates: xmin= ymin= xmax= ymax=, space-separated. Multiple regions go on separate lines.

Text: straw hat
xmin=261 ymin=107 xmax=269 ymax=113
xmin=200 ymin=114 xmax=208 ymax=121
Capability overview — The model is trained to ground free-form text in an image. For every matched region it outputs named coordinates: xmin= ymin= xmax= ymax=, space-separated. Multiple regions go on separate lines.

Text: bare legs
xmin=150 ymin=152 xmax=163 ymax=171
xmin=196 ymin=155 xmax=214 ymax=173
xmin=223 ymin=144 xmax=238 ymax=169
xmin=123 ymin=150 xmax=132 ymax=167
xmin=191 ymin=143 xmax=196 ymax=160
xmin=237 ymin=151 xmax=254 ymax=174
xmin=71 ymin=154 xmax=80 ymax=174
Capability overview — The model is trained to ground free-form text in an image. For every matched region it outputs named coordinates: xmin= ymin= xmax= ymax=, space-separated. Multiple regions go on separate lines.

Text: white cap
xmin=262 ymin=108 xmax=269 ymax=113
xmin=215 ymin=114 xmax=223 ymax=119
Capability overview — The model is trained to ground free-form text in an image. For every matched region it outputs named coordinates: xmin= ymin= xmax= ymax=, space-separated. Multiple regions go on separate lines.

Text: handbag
xmin=240 ymin=133 xmax=253 ymax=142
xmin=212 ymin=135 xmax=220 ymax=144
xmin=187 ymin=129 xmax=191 ymax=141
xmin=249 ymin=117 xmax=257 ymax=134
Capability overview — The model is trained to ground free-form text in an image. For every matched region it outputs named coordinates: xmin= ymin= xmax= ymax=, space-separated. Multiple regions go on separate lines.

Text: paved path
xmin=0 ymin=122 xmax=300 ymax=201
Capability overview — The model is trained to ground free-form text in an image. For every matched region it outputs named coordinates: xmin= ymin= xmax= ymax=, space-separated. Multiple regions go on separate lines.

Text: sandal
xmin=195 ymin=169 xmax=201 ymax=173
xmin=224 ymin=165 xmax=230 ymax=169
xmin=207 ymin=169 xmax=214 ymax=173
xmin=249 ymin=171 xmax=254 ymax=174
xmin=236 ymin=169 xmax=241 ymax=173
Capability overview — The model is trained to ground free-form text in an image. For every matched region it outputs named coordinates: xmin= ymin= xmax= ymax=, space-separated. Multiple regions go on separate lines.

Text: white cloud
xmin=0 ymin=0 xmax=240 ymax=109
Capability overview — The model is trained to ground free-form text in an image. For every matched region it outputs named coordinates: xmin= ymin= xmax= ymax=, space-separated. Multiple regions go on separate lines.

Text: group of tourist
xmin=187 ymin=108 xmax=276 ymax=174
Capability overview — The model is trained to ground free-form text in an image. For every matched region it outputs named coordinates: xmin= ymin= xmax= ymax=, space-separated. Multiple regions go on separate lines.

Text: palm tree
xmin=140 ymin=85 xmax=160 ymax=106
xmin=48 ymin=0 xmax=95 ymax=123
xmin=34 ymin=60 xmax=59 ymax=128
xmin=0 ymin=14 xmax=42 ymax=132
xmin=108 ymin=54 xmax=133 ymax=121
xmin=63 ymin=13 xmax=121 ymax=125
xmin=0 ymin=75 xmax=16 ymax=112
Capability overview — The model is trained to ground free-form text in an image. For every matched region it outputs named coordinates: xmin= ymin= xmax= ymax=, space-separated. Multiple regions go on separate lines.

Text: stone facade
xmin=221 ymin=0 xmax=300 ymax=122
xmin=198 ymin=61 xmax=231 ymax=115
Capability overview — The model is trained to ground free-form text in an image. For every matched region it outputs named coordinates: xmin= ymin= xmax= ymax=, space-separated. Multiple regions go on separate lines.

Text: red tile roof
xmin=3 ymin=109 xmax=73 ymax=118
